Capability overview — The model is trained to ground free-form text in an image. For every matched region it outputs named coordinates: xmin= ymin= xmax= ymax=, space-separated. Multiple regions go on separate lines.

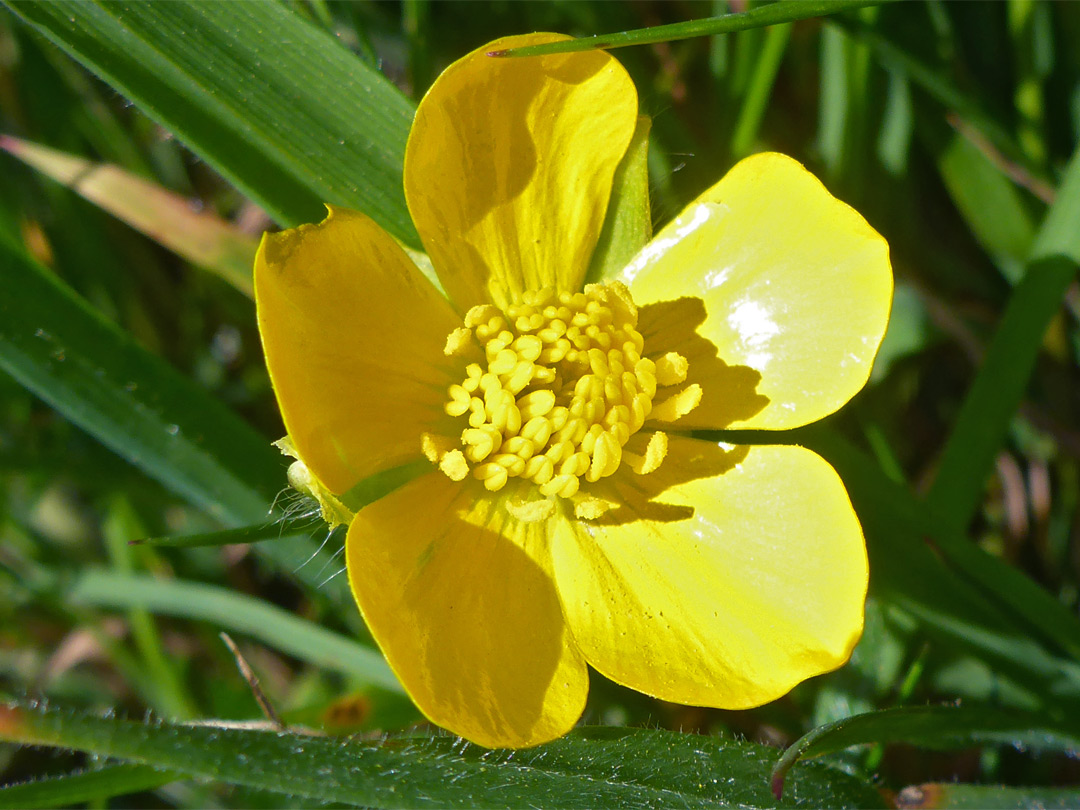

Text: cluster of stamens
xmin=433 ymin=282 xmax=698 ymax=510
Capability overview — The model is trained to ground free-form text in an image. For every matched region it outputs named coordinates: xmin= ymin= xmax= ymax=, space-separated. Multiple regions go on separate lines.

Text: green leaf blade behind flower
xmin=927 ymin=145 xmax=1080 ymax=537
xmin=771 ymin=705 xmax=1080 ymax=799
xmin=0 ymin=135 xmax=258 ymax=297
xmin=0 ymin=237 xmax=354 ymax=608
xmin=0 ymin=701 xmax=884 ymax=809
xmin=66 ymin=570 xmax=401 ymax=692
xmin=0 ymin=764 xmax=179 ymax=810
xmin=489 ymin=0 xmax=894 ymax=56
xmin=3 ymin=0 xmax=419 ymax=244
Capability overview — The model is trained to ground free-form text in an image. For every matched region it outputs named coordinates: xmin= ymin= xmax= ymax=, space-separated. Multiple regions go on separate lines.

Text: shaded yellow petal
xmin=622 ymin=153 xmax=892 ymax=429
xmin=255 ymin=206 xmax=460 ymax=494
xmin=346 ymin=473 xmax=588 ymax=748
xmin=405 ymin=34 xmax=638 ymax=311
xmin=551 ymin=438 xmax=866 ymax=708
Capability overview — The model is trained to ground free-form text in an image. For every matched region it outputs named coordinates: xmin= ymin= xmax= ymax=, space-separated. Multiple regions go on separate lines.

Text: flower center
xmin=432 ymin=282 xmax=698 ymax=514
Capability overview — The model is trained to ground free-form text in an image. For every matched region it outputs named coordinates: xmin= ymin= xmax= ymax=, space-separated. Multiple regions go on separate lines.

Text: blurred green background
xmin=1 ymin=1 xmax=1079 ymax=807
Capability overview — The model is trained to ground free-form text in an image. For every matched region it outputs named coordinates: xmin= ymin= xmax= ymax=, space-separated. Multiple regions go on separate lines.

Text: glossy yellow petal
xmin=405 ymin=34 xmax=638 ymax=311
xmin=346 ymin=473 xmax=588 ymax=748
xmin=255 ymin=206 xmax=460 ymax=494
xmin=550 ymin=438 xmax=867 ymax=708
xmin=621 ymin=153 xmax=892 ymax=429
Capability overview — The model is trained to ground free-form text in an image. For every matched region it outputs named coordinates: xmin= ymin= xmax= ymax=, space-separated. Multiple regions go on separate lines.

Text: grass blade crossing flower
xmin=255 ymin=33 xmax=892 ymax=749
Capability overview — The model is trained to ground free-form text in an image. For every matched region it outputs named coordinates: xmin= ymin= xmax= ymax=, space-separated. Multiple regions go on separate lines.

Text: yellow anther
xmin=444 ymin=326 xmax=473 ymax=357
xmin=492 ymin=453 xmax=527 ymax=477
xmin=462 ymin=427 xmax=501 ymax=463
xmin=464 ymin=304 xmax=500 ymax=329
xmin=650 ymin=383 xmax=703 ymax=423
xmin=524 ymin=455 xmax=554 ymax=485
xmin=474 ymin=462 xmax=508 ymax=491
xmin=505 ymin=361 xmax=534 ymax=394
xmin=502 ymin=436 xmax=535 ymax=459
xmin=505 ymin=497 xmax=556 ymax=523
xmin=626 ymin=431 xmax=668 ymax=475
xmin=439 ymin=450 xmax=469 ymax=481
xmin=518 ymin=389 xmax=556 ymax=421
xmin=490 ymin=348 xmax=517 ymax=375
xmin=521 ymin=416 xmax=553 ymax=448
xmin=573 ymin=494 xmax=617 ymax=520
xmin=444 ymin=385 xmax=471 ymax=416
xmin=655 ymin=352 xmax=689 ymax=386
xmin=580 ymin=423 xmax=605 ymax=455
xmin=468 ymin=397 xmax=487 ymax=428
xmin=514 ymin=334 xmax=543 ymax=362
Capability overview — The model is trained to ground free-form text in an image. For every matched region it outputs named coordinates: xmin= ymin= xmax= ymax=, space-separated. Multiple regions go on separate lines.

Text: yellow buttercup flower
xmin=255 ymin=34 xmax=892 ymax=749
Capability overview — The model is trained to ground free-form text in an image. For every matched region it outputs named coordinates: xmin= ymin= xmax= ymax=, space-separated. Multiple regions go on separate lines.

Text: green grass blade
xmin=66 ymin=569 xmax=401 ymax=692
xmin=730 ymin=23 xmax=792 ymax=157
xmin=927 ymin=146 xmax=1080 ymax=534
xmin=0 ymin=702 xmax=883 ymax=809
xmin=490 ymin=0 xmax=891 ymax=56
xmin=0 ymin=238 xmax=273 ymax=524
xmin=4 ymin=0 xmax=419 ymax=243
xmin=0 ymin=236 xmax=351 ymax=608
xmin=772 ymin=705 xmax=1080 ymax=799
xmin=0 ymin=764 xmax=179 ymax=810
xmin=135 ymin=516 xmax=324 ymax=549
xmin=936 ymin=132 xmax=1038 ymax=284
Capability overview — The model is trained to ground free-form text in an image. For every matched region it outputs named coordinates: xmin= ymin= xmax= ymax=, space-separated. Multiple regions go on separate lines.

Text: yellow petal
xmin=346 ymin=473 xmax=588 ymax=748
xmin=405 ymin=34 xmax=638 ymax=311
xmin=255 ymin=206 xmax=461 ymax=494
xmin=622 ymin=153 xmax=892 ymax=429
xmin=551 ymin=438 xmax=866 ymax=708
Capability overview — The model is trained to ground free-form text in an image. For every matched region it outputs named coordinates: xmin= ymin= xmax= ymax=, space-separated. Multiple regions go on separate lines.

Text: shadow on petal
xmin=639 ymin=297 xmax=769 ymax=430
xmin=348 ymin=472 xmax=587 ymax=747
xmin=593 ymin=438 xmax=750 ymax=526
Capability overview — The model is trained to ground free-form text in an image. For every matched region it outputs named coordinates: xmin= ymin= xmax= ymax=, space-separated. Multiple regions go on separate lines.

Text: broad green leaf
xmin=587 ymin=116 xmax=652 ymax=284
xmin=490 ymin=0 xmax=890 ymax=56
xmin=927 ymin=145 xmax=1080 ymax=535
xmin=0 ymin=764 xmax=178 ymax=810
xmin=894 ymin=783 xmax=1080 ymax=810
xmin=0 ymin=135 xmax=257 ymax=296
xmin=0 ymin=701 xmax=884 ymax=809
xmin=3 ymin=0 xmax=419 ymax=244
xmin=66 ymin=569 xmax=402 ymax=693
xmin=772 ymin=705 xmax=1080 ymax=798
xmin=0 ymin=236 xmax=352 ymax=608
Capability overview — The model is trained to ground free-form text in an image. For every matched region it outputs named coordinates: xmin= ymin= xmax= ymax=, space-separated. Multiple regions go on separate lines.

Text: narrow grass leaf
xmin=490 ymin=0 xmax=890 ymax=56
xmin=66 ymin=569 xmax=401 ymax=692
xmin=0 ymin=135 xmax=257 ymax=296
xmin=0 ymin=764 xmax=179 ymax=810
xmin=0 ymin=702 xmax=883 ymax=809
xmin=0 ymin=238 xmax=352 ymax=608
xmin=927 ymin=146 xmax=1080 ymax=534
xmin=730 ymin=23 xmax=792 ymax=158
xmin=772 ymin=705 xmax=1080 ymax=799
xmin=4 ymin=1 xmax=419 ymax=243
xmin=936 ymin=133 xmax=1037 ymax=284
xmin=135 ymin=516 xmax=324 ymax=549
